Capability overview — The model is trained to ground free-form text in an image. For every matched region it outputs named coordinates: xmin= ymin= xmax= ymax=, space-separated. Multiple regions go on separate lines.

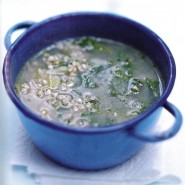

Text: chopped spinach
xmin=122 ymin=56 xmax=133 ymax=69
xmin=108 ymin=59 xmax=119 ymax=66
xmin=122 ymin=57 xmax=134 ymax=77
xmin=58 ymin=61 xmax=68 ymax=66
xmin=81 ymin=65 xmax=105 ymax=88
xmin=114 ymin=69 xmax=125 ymax=78
xmin=73 ymin=37 xmax=103 ymax=51
xmin=128 ymin=78 xmax=144 ymax=94
xmin=88 ymin=98 xmax=100 ymax=105
xmin=90 ymin=65 xmax=104 ymax=74
xmin=146 ymin=78 xmax=160 ymax=98
xmin=15 ymin=83 xmax=21 ymax=93
xmin=81 ymin=111 xmax=94 ymax=117
xmin=109 ymin=57 xmax=134 ymax=78
xmin=81 ymin=74 xmax=98 ymax=88
xmin=108 ymin=83 xmax=121 ymax=97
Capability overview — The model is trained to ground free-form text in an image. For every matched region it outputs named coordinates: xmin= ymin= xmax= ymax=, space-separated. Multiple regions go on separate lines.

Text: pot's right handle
xmin=4 ymin=21 xmax=35 ymax=50
xmin=128 ymin=101 xmax=183 ymax=142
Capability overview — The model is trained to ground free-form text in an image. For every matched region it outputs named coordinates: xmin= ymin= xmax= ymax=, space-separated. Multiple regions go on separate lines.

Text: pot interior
xmin=8 ymin=13 xmax=174 ymax=100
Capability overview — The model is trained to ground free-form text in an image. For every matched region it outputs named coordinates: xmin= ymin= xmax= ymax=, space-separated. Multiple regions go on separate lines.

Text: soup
xmin=15 ymin=37 xmax=163 ymax=127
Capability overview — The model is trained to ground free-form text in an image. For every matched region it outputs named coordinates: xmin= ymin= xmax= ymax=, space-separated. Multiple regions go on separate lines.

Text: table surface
xmin=1 ymin=0 xmax=185 ymax=185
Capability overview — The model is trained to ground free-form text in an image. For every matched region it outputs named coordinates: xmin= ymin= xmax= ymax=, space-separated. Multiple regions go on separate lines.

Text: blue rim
xmin=3 ymin=12 xmax=176 ymax=134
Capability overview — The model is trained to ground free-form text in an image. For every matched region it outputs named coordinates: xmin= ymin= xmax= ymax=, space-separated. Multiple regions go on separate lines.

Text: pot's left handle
xmin=4 ymin=21 xmax=35 ymax=50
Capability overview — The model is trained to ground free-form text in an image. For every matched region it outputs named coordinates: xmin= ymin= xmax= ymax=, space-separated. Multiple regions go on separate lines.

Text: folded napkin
xmin=10 ymin=112 xmax=182 ymax=185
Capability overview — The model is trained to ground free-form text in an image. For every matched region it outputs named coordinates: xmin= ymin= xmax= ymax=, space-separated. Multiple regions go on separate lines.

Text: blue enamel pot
xmin=3 ymin=12 xmax=183 ymax=170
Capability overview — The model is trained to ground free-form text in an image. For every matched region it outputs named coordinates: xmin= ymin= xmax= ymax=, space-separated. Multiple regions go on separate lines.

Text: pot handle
xmin=4 ymin=21 xmax=35 ymax=50
xmin=128 ymin=101 xmax=182 ymax=142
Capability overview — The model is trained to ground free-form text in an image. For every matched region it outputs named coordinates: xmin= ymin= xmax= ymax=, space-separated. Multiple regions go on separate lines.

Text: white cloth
xmin=10 ymin=120 xmax=181 ymax=185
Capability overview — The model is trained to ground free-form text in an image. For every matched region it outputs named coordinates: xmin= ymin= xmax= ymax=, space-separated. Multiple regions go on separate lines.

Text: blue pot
xmin=3 ymin=12 xmax=182 ymax=170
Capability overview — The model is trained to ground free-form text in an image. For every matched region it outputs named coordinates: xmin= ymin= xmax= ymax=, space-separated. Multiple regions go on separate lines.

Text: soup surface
xmin=15 ymin=37 xmax=163 ymax=127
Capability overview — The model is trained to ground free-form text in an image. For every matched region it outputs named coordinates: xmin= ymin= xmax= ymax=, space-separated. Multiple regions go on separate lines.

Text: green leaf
xmin=90 ymin=65 xmax=104 ymax=74
xmin=58 ymin=61 xmax=68 ymax=66
xmin=114 ymin=69 xmax=125 ymax=78
xmin=80 ymin=65 xmax=105 ymax=89
xmin=123 ymin=56 xmax=133 ymax=69
xmin=73 ymin=37 xmax=103 ymax=51
xmin=81 ymin=75 xmax=98 ymax=88
xmin=146 ymin=78 xmax=160 ymax=98
xmin=128 ymin=78 xmax=144 ymax=94
xmin=108 ymin=83 xmax=121 ymax=97
xmin=15 ymin=83 xmax=21 ymax=93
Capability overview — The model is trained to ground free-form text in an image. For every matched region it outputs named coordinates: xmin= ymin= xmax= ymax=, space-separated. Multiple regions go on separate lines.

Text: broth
xmin=15 ymin=37 xmax=163 ymax=127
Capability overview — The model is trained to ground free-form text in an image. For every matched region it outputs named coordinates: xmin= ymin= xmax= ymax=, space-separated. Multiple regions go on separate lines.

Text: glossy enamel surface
xmin=3 ymin=12 xmax=182 ymax=170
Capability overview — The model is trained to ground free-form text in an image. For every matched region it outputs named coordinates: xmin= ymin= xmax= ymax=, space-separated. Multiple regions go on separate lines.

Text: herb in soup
xmin=15 ymin=37 xmax=163 ymax=127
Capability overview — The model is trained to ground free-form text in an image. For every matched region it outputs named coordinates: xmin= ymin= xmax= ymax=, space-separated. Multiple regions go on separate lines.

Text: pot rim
xmin=3 ymin=12 xmax=176 ymax=134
